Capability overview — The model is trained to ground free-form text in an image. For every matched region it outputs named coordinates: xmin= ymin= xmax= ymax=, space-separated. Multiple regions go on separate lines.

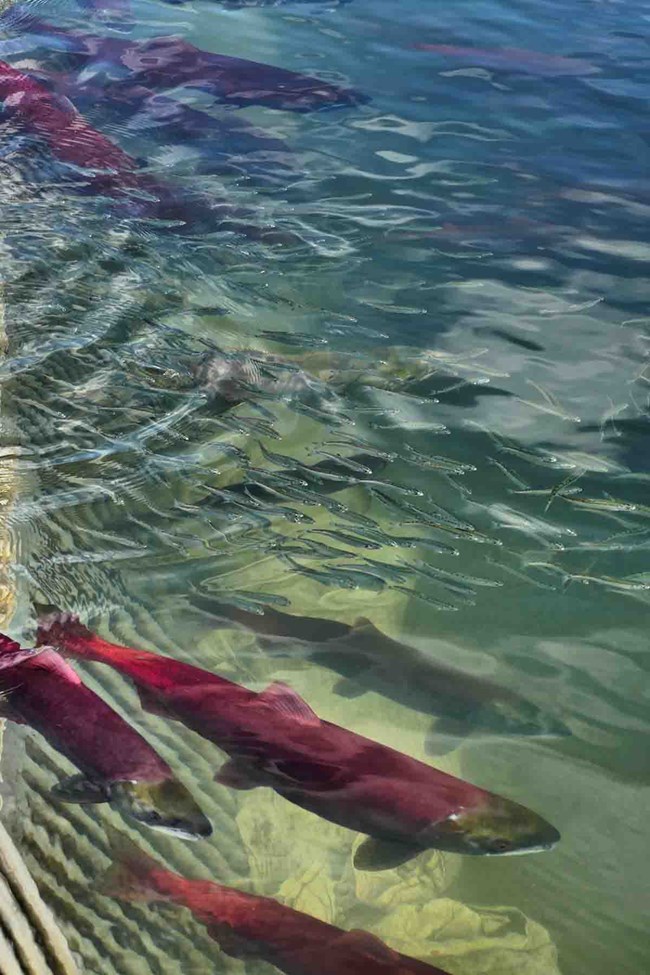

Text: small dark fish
xmin=215 ymin=452 xmax=389 ymax=510
xmin=103 ymin=830 xmax=451 ymax=975
xmin=414 ymin=43 xmax=598 ymax=77
xmin=38 ymin=612 xmax=560 ymax=864
xmin=12 ymin=17 xmax=365 ymax=112
xmin=189 ymin=597 xmax=571 ymax=752
xmin=0 ymin=634 xmax=211 ymax=839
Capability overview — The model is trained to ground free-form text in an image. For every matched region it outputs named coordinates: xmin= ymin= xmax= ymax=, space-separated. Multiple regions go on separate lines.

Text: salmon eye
xmin=494 ymin=839 xmax=511 ymax=852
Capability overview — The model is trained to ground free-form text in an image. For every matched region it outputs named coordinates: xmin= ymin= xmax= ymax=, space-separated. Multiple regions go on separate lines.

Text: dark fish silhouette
xmin=37 ymin=612 xmax=560 ymax=867
xmin=103 ymin=830 xmax=452 ymax=975
xmin=414 ymin=43 xmax=598 ymax=77
xmin=189 ymin=596 xmax=571 ymax=753
xmin=11 ymin=16 xmax=365 ymax=112
xmin=0 ymin=634 xmax=211 ymax=838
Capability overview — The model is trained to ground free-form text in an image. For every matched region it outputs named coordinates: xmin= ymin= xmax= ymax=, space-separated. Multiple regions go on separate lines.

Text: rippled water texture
xmin=0 ymin=0 xmax=648 ymax=973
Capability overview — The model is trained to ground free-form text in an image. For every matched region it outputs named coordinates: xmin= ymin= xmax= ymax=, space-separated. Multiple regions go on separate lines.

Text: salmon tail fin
xmin=34 ymin=605 xmax=96 ymax=657
xmin=100 ymin=828 xmax=172 ymax=904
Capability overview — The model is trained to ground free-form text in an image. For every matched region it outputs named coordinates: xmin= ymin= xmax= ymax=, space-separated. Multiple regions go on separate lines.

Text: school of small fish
xmin=0 ymin=2 xmax=578 ymax=973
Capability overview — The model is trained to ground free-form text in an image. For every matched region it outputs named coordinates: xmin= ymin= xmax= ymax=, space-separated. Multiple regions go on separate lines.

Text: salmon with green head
xmin=0 ymin=633 xmax=211 ymax=840
xmin=38 ymin=610 xmax=560 ymax=867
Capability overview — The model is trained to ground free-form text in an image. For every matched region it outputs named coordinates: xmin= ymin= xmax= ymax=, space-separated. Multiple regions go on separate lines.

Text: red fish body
xmin=38 ymin=613 xmax=560 ymax=863
xmin=0 ymin=634 xmax=211 ymax=838
xmin=31 ymin=69 xmax=297 ymax=181
xmin=0 ymin=59 xmax=141 ymax=194
xmin=0 ymin=60 xmax=278 ymax=236
xmin=105 ymin=833 xmax=449 ymax=975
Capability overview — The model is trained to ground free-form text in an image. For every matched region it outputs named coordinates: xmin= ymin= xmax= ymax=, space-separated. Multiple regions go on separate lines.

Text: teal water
xmin=0 ymin=1 xmax=648 ymax=974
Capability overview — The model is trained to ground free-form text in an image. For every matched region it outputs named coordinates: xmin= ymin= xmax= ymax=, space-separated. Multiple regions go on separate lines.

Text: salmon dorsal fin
xmin=257 ymin=681 xmax=320 ymax=725
xmin=136 ymin=683 xmax=171 ymax=718
xmin=351 ymin=616 xmax=376 ymax=634
xmin=34 ymin=647 xmax=83 ymax=684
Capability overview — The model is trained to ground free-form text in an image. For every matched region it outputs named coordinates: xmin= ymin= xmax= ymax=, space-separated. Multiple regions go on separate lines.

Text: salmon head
xmin=423 ymin=794 xmax=560 ymax=856
xmin=109 ymin=779 xmax=213 ymax=841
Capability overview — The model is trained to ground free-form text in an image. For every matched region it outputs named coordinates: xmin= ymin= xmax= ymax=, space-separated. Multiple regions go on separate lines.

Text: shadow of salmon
xmin=188 ymin=596 xmax=571 ymax=754
xmin=37 ymin=612 xmax=560 ymax=868
xmin=414 ymin=43 xmax=598 ymax=77
xmin=6 ymin=15 xmax=365 ymax=112
xmin=0 ymin=633 xmax=211 ymax=839
xmin=103 ymin=829 xmax=452 ymax=975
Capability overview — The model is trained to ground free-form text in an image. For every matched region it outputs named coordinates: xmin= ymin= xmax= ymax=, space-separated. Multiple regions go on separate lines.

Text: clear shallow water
xmin=0 ymin=1 xmax=648 ymax=974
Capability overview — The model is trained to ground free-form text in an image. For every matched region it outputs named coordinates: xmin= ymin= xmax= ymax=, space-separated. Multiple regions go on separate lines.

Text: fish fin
xmin=333 ymin=929 xmax=396 ymax=962
xmin=332 ymin=676 xmax=365 ymax=699
xmin=353 ymin=836 xmax=424 ymax=871
xmin=351 ymin=616 xmax=377 ymax=634
xmin=257 ymin=681 xmax=320 ymax=725
xmin=51 ymin=774 xmax=110 ymax=805
xmin=425 ymin=717 xmax=469 ymax=756
xmin=206 ymin=926 xmax=257 ymax=958
xmin=424 ymin=735 xmax=463 ymax=757
xmin=136 ymin=683 xmax=171 ymax=718
xmin=100 ymin=827 xmax=170 ymax=903
xmin=31 ymin=648 xmax=83 ymax=684
xmin=214 ymin=758 xmax=261 ymax=791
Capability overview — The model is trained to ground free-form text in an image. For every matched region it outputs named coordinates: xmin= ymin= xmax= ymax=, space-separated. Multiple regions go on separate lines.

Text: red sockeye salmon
xmin=103 ymin=829 xmax=452 ymax=974
xmin=37 ymin=611 xmax=560 ymax=868
xmin=0 ymin=633 xmax=211 ymax=839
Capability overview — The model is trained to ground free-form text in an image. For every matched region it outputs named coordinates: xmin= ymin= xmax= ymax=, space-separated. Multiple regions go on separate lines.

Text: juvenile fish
xmin=104 ymin=831 xmax=451 ymax=975
xmin=0 ymin=634 xmax=211 ymax=839
xmin=38 ymin=612 xmax=560 ymax=866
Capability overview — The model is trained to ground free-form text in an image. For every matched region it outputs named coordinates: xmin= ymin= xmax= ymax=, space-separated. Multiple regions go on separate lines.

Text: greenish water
xmin=0 ymin=1 xmax=649 ymax=974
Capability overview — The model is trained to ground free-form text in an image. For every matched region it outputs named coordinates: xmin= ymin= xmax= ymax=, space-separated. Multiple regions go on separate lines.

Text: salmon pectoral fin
xmin=257 ymin=681 xmax=320 ymax=725
xmin=353 ymin=836 xmax=424 ymax=871
xmin=351 ymin=616 xmax=377 ymax=635
xmin=207 ymin=925 xmax=257 ymax=959
xmin=332 ymin=675 xmax=365 ymax=699
xmin=214 ymin=758 xmax=261 ymax=791
xmin=332 ymin=929 xmax=397 ymax=962
xmin=424 ymin=717 xmax=469 ymax=756
xmin=0 ymin=697 xmax=27 ymax=723
xmin=136 ymin=684 xmax=172 ymax=718
xmin=51 ymin=774 xmax=111 ymax=805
